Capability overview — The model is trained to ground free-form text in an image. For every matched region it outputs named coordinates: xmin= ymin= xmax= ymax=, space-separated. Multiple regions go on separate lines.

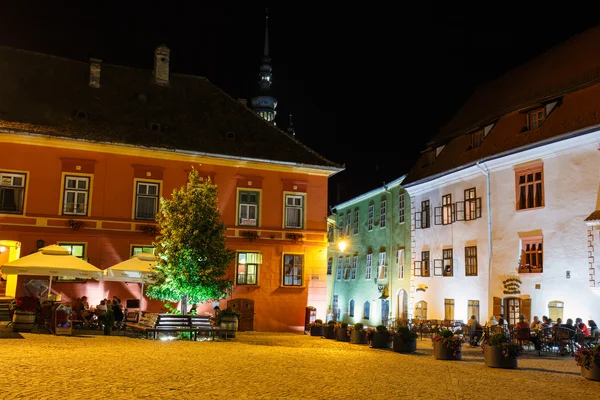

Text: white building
xmin=403 ymin=25 xmax=600 ymax=326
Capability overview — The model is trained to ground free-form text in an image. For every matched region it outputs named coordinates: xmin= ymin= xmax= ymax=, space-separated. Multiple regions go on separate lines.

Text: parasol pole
xmin=48 ymin=276 xmax=53 ymax=298
xmin=139 ymin=280 xmax=144 ymax=321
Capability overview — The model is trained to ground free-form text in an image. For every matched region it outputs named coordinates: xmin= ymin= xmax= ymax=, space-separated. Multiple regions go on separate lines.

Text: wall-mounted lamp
xmin=328 ymin=220 xmax=348 ymax=252
xmin=36 ymin=239 xmax=45 ymax=250
xmin=0 ymin=246 xmax=6 ymax=254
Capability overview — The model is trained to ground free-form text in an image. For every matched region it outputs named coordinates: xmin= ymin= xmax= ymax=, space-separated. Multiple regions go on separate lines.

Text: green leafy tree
xmin=146 ymin=167 xmax=235 ymax=313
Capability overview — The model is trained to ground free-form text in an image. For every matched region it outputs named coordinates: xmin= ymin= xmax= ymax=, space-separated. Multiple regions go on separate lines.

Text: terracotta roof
xmin=403 ymin=25 xmax=600 ymax=186
xmin=584 ymin=210 xmax=600 ymax=224
xmin=0 ymin=46 xmax=342 ymax=172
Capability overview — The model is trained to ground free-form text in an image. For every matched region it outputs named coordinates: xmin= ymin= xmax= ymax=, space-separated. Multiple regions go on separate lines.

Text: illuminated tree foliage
xmin=146 ymin=168 xmax=234 ymax=311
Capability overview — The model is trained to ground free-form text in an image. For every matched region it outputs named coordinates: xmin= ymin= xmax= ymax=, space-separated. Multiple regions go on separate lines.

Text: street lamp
xmin=337 ymin=238 xmax=347 ymax=252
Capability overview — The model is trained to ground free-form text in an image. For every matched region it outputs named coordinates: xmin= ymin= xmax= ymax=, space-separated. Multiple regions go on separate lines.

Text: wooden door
xmin=504 ymin=297 xmax=521 ymax=326
xmin=228 ymin=298 xmax=254 ymax=331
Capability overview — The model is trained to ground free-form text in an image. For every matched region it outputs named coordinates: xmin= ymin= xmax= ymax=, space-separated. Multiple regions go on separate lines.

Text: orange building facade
xmin=0 ymin=45 xmax=342 ymax=332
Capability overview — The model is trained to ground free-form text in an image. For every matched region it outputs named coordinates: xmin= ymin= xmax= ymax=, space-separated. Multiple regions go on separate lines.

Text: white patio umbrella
xmin=102 ymin=252 xmax=156 ymax=316
xmin=1 ymin=244 xmax=103 ymax=294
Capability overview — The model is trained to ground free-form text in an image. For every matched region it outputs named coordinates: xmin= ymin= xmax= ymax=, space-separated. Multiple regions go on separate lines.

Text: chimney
xmin=238 ymin=98 xmax=248 ymax=107
xmin=89 ymin=58 xmax=102 ymax=88
xmin=153 ymin=45 xmax=170 ymax=86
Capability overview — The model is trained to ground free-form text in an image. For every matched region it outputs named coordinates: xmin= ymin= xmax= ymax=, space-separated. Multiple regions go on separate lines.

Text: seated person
xmin=516 ymin=314 xmax=540 ymax=350
xmin=588 ymin=320 xmax=600 ymax=337
xmin=112 ymin=299 xmax=124 ymax=329
xmin=95 ymin=300 xmax=108 ymax=319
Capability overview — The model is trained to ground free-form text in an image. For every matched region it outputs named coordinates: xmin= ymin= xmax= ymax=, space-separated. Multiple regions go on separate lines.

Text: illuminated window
xmin=415 ymin=301 xmax=427 ymax=319
xmin=548 ymin=300 xmax=564 ymax=322
xmin=527 ymin=108 xmax=545 ymax=130
xmin=238 ymin=190 xmax=259 ymax=226
xmin=444 ymin=298 xmax=455 ymax=320
xmin=421 ymin=251 xmax=430 ymax=277
xmin=131 ymin=246 xmax=154 ymax=256
xmin=442 ymin=194 xmax=454 ymax=225
xmin=465 ymin=246 xmax=478 ymax=276
xmin=135 ymin=181 xmax=159 ymax=220
xmin=0 ymin=172 xmax=26 ymax=214
xmin=365 ymin=253 xmax=372 ymax=280
xmin=520 ymin=237 xmax=543 ymax=273
xmin=57 ymin=243 xmax=86 ymax=281
xmin=282 ymin=254 xmax=303 ymax=286
xmin=443 ymin=249 xmax=453 ymax=277
xmin=464 ymin=188 xmax=481 ymax=221
xmin=397 ymin=249 xmax=404 ymax=279
xmin=468 ymin=300 xmax=480 ymax=322
xmin=237 ymin=252 xmax=261 ymax=285
xmin=515 ymin=165 xmax=544 ymax=210
xmin=63 ymin=176 xmax=90 ymax=216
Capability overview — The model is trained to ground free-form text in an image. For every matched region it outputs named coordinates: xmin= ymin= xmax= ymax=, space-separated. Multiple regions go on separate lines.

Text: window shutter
xmin=521 ymin=298 xmax=531 ymax=322
xmin=415 ymin=211 xmax=421 ymax=229
xmin=434 ymin=259 xmax=443 ymax=276
xmin=414 ymin=261 xmax=422 ymax=277
xmin=493 ymin=297 xmax=502 ymax=317
xmin=476 ymin=197 xmax=482 ymax=218
xmin=455 ymin=201 xmax=465 ymax=221
xmin=451 ymin=203 xmax=456 ymax=223
xmin=434 ymin=207 xmax=442 ymax=225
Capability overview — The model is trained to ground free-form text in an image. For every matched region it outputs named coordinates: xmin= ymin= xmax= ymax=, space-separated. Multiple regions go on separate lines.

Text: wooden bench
xmin=126 ymin=313 xmax=233 ymax=340
xmin=124 ymin=313 xmax=159 ymax=339
xmin=189 ymin=315 xmax=233 ymax=340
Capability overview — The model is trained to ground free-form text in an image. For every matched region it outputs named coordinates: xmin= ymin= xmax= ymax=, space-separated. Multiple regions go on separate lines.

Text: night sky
xmin=1 ymin=4 xmax=598 ymax=208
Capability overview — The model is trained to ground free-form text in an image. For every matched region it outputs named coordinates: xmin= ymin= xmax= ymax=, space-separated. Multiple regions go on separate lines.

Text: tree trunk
xmin=181 ymin=295 xmax=188 ymax=315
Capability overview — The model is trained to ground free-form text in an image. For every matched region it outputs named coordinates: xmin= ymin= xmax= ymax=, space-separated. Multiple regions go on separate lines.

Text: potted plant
xmin=102 ymin=308 xmax=115 ymax=335
xmin=219 ymin=307 xmax=241 ymax=338
xmin=432 ymin=329 xmax=463 ymax=360
xmin=324 ymin=319 xmax=336 ymax=339
xmin=307 ymin=319 xmax=325 ymax=336
xmin=335 ymin=322 xmax=350 ymax=342
xmin=392 ymin=326 xmax=418 ymax=353
xmin=11 ymin=295 xmax=38 ymax=332
xmin=575 ymin=343 xmax=600 ymax=381
xmin=350 ymin=323 xmax=368 ymax=344
xmin=483 ymin=332 xmax=522 ymax=369
xmin=367 ymin=325 xmax=393 ymax=349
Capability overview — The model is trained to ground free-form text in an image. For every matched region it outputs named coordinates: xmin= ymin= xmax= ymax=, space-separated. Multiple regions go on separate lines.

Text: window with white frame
xmin=238 ymin=190 xmax=259 ymax=226
xmin=365 ymin=253 xmax=372 ymax=280
xmin=237 ymin=252 xmax=261 ymax=285
xmin=336 ymin=256 xmax=343 ymax=280
xmin=327 ymin=257 xmax=333 ymax=275
xmin=345 ymin=212 xmax=351 ymax=235
xmin=468 ymin=300 xmax=480 ymax=322
xmin=351 ymin=256 xmax=357 ymax=280
xmin=377 ymin=251 xmax=388 ymax=279
xmin=353 ymin=210 xmax=359 ymax=234
xmin=380 ymin=199 xmax=387 ymax=228
xmin=398 ymin=192 xmax=405 ymax=223
xmin=284 ymin=194 xmax=304 ymax=229
xmin=397 ymin=249 xmax=404 ymax=279
xmin=63 ymin=176 xmax=90 ymax=215
xmin=0 ymin=172 xmax=26 ymax=214
xmin=131 ymin=246 xmax=154 ymax=256
xmin=520 ymin=236 xmax=543 ymax=273
xmin=444 ymin=298 xmax=455 ymax=320
xmin=283 ymin=254 xmax=303 ymax=286
xmin=343 ymin=256 xmax=350 ymax=280
xmin=135 ymin=181 xmax=159 ymax=220
xmin=367 ymin=204 xmax=374 ymax=231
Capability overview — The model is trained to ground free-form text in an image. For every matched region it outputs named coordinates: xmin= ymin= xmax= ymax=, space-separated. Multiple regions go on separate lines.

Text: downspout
xmin=383 ymin=184 xmax=393 ymax=326
xmin=476 ymin=161 xmax=493 ymax=318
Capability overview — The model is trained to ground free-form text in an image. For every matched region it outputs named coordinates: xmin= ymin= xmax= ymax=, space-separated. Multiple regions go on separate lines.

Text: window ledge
xmin=516 ymin=205 xmax=545 ymax=212
xmin=279 ymin=285 xmax=306 ymax=289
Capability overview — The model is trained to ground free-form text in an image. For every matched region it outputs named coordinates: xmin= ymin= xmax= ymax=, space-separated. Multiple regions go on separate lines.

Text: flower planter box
xmin=484 ymin=344 xmax=518 ymax=369
xmin=324 ymin=325 xmax=336 ymax=339
xmin=581 ymin=365 xmax=600 ymax=381
xmin=351 ymin=330 xmax=368 ymax=344
xmin=433 ymin=341 xmax=462 ymax=360
xmin=335 ymin=328 xmax=350 ymax=342
xmin=370 ymin=332 xmax=392 ymax=349
xmin=393 ymin=337 xmax=417 ymax=353
xmin=310 ymin=326 xmax=325 ymax=336
xmin=12 ymin=311 xmax=36 ymax=332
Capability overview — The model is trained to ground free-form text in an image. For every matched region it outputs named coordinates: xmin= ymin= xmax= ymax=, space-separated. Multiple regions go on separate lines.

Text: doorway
xmin=228 ymin=298 xmax=254 ymax=331
xmin=381 ymin=299 xmax=389 ymax=326
xmin=396 ymin=289 xmax=407 ymax=320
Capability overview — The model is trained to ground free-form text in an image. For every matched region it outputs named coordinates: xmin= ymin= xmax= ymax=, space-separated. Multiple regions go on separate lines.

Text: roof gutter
xmin=403 ymin=123 xmax=600 ymax=188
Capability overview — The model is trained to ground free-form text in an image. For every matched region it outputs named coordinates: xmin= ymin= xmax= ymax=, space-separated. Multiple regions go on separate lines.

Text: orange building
xmin=0 ymin=45 xmax=343 ymax=332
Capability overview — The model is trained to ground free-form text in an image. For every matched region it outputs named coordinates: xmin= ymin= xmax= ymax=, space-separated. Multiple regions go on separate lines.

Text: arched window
xmin=415 ymin=300 xmax=427 ymax=319
xmin=548 ymin=300 xmax=564 ymax=322
xmin=363 ymin=301 xmax=370 ymax=319
xmin=349 ymin=299 xmax=355 ymax=317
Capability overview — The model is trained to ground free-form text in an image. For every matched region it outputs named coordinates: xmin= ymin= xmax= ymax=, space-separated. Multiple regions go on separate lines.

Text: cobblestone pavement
xmin=0 ymin=329 xmax=597 ymax=399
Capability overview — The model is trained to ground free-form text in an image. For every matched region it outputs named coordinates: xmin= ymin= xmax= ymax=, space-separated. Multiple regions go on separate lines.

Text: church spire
xmin=251 ymin=8 xmax=277 ymax=124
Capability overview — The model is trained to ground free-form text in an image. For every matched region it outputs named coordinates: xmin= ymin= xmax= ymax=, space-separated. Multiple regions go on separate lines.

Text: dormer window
xmin=527 ymin=108 xmax=545 ymax=130
xmin=471 ymin=130 xmax=484 ymax=149
xmin=150 ymin=122 xmax=161 ymax=131
xmin=423 ymin=150 xmax=435 ymax=167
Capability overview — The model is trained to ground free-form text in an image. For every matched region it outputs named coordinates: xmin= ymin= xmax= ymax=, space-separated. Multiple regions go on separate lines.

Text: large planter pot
xmin=12 ymin=311 xmax=36 ymax=332
xmin=433 ymin=340 xmax=462 ymax=360
xmin=220 ymin=315 xmax=239 ymax=338
xmin=581 ymin=364 xmax=600 ymax=381
xmin=351 ymin=329 xmax=368 ymax=344
xmin=370 ymin=332 xmax=392 ymax=349
xmin=393 ymin=336 xmax=417 ymax=353
xmin=310 ymin=326 xmax=324 ymax=336
xmin=335 ymin=327 xmax=350 ymax=342
xmin=324 ymin=325 xmax=336 ymax=339
xmin=484 ymin=344 xmax=518 ymax=369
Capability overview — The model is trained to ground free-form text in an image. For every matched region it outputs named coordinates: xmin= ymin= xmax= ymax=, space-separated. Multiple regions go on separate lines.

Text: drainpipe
xmin=476 ymin=161 xmax=493 ymax=318
xmin=383 ymin=184 xmax=393 ymax=326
